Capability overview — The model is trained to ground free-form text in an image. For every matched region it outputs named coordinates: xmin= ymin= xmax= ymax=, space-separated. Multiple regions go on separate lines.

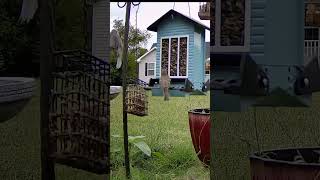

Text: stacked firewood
xmin=170 ymin=38 xmax=178 ymax=76
xmin=209 ymin=0 xmax=245 ymax=46
xmin=161 ymin=39 xmax=169 ymax=72
xmin=220 ymin=0 xmax=245 ymax=46
xmin=305 ymin=3 xmax=320 ymax=27
xmin=179 ymin=37 xmax=187 ymax=76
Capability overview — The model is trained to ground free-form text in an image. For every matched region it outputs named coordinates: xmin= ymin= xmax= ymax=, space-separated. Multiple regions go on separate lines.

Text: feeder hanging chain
xmin=118 ymin=2 xmax=140 ymax=8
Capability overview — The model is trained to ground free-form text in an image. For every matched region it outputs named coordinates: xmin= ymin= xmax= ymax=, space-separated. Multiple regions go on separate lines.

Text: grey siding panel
xmin=92 ymin=0 xmax=109 ymax=61
xmin=250 ymin=0 xmax=266 ymax=64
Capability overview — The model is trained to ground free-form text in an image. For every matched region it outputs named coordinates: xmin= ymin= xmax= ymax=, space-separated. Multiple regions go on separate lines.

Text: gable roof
xmin=150 ymin=43 xmax=157 ymax=50
xmin=136 ymin=47 xmax=157 ymax=63
xmin=147 ymin=9 xmax=210 ymax=32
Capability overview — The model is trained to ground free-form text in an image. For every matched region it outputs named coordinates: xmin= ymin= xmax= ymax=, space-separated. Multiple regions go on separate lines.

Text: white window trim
xmin=146 ymin=62 xmax=155 ymax=76
xmin=211 ymin=0 xmax=251 ymax=52
xmin=159 ymin=35 xmax=189 ymax=78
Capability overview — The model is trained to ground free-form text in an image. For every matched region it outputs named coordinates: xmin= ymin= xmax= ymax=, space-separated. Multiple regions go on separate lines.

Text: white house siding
xmin=138 ymin=49 xmax=156 ymax=84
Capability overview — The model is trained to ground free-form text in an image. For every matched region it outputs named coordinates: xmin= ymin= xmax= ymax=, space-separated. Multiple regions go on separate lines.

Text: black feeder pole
xmin=121 ymin=2 xmax=132 ymax=179
xmin=40 ymin=0 xmax=56 ymax=179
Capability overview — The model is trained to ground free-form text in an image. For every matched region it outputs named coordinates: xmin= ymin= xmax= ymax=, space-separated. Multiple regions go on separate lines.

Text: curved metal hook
xmin=117 ymin=2 xmax=127 ymax=8
xmin=132 ymin=2 xmax=141 ymax=6
xmin=118 ymin=2 xmax=140 ymax=8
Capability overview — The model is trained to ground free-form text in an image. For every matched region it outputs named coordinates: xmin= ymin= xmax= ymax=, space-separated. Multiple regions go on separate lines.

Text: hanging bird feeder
xmin=126 ymin=83 xmax=148 ymax=116
xmin=48 ymin=50 xmax=110 ymax=174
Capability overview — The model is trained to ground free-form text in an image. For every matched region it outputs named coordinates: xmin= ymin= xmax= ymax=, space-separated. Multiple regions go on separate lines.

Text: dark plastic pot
xmin=188 ymin=108 xmax=210 ymax=166
xmin=250 ymin=147 xmax=320 ymax=179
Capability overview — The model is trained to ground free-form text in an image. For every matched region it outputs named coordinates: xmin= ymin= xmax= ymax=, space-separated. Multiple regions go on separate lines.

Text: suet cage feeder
xmin=48 ymin=50 xmax=110 ymax=174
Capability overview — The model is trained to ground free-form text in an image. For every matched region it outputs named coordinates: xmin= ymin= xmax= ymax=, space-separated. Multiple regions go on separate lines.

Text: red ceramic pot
xmin=188 ymin=108 xmax=211 ymax=166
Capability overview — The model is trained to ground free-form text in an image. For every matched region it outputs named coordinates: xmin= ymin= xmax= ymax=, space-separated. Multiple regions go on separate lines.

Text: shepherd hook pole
xmin=122 ymin=2 xmax=131 ymax=179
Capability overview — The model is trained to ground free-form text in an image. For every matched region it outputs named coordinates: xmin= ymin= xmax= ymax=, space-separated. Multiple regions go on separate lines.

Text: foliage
xmin=54 ymin=0 xmax=86 ymax=50
xmin=112 ymin=135 xmax=152 ymax=157
xmin=0 ymin=86 xmax=210 ymax=179
xmin=0 ymin=0 xmax=37 ymax=75
xmin=110 ymin=19 xmax=150 ymax=85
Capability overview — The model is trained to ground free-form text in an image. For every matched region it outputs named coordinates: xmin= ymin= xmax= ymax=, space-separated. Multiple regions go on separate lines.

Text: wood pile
xmin=210 ymin=0 xmax=245 ymax=46
xmin=220 ymin=0 xmax=245 ymax=46
xmin=306 ymin=3 xmax=320 ymax=27
xmin=179 ymin=37 xmax=187 ymax=76
xmin=161 ymin=39 xmax=169 ymax=72
xmin=170 ymin=38 xmax=178 ymax=76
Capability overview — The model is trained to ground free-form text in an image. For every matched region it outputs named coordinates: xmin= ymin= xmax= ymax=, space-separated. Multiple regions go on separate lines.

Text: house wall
xmin=138 ymin=49 xmax=156 ymax=83
xmin=155 ymin=15 xmax=206 ymax=90
xmin=250 ymin=0 xmax=304 ymax=66
xmin=193 ymin=27 xmax=206 ymax=89
xmin=249 ymin=0 xmax=266 ymax=65
xmin=249 ymin=0 xmax=305 ymax=92
xmin=92 ymin=0 xmax=109 ymax=61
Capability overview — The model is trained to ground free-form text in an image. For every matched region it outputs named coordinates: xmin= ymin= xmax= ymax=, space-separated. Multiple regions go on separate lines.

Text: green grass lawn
xmin=2 ymin=81 xmax=320 ymax=180
xmin=211 ymin=93 xmax=320 ymax=179
xmin=0 ymin=83 xmax=210 ymax=180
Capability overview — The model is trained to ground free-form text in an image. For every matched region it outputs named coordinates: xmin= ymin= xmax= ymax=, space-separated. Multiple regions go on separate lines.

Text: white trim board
xmin=137 ymin=47 xmax=157 ymax=63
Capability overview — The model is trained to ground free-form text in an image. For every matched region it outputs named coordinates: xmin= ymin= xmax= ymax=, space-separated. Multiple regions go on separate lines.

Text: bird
xmin=19 ymin=0 xmax=38 ymax=23
xmin=110 ymin=29 xmax=123 ymax=69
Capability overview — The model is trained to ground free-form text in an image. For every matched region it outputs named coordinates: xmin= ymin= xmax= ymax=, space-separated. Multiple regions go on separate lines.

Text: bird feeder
xmin=126 ymin=84 xmax=148 ymax=116
xmin=48 ymin=50 xmax=110 ymax=174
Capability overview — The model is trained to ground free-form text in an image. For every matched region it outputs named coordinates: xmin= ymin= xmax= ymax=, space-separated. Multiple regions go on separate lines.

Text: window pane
xmin=179 ymin=37 xmax=187 ymax=76
xmin=161 ymin=39 xmax=169 ymax=73
xmin=147 ymin=63 xmax=155 ymax=69
xmin=221 ymin=0 xmax=245 ymax=46
xmin=170 ymin=38 xmax=178 ymax=76
xmin=210 ymin=1 xmax=215 ymax=46
xmin=148 ymin=70 xmax=154 ymax=76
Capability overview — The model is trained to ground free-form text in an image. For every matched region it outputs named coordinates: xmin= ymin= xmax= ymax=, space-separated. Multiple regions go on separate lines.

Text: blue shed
xmin=147 ymin=9 xmax=210 ymax=90
xmin=209 ymin=0 xmax=320 ymax=111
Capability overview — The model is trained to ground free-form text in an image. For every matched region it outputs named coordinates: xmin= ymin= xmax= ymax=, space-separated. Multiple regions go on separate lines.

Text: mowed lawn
xmin=211 ymin=92 xmax=320 ymax=179
xmin=0 ymin=82 xmax=210 ymax=180
xmin=2 ymin=81 xmax=320 ymax=180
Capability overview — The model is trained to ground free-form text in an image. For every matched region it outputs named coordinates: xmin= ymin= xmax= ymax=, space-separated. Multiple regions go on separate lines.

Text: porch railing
xmin=305 ymin=40 xmax=320 ymax=57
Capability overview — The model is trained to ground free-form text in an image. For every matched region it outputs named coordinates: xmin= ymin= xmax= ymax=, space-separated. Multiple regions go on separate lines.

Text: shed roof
xmin=147 ymin=9 xmax=210 ymax=32
xmin=136 ymin=47 xmax=157 ymax=63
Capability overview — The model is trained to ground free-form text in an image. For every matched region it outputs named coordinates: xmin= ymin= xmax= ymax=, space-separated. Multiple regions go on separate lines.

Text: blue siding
xmin=264 ymin=0 xmax=304 ymax=66
xmin=250 ymin=0 xmax=266 ymax=64
xmin=154 ymin=15 xmax=207 ymax=90
xmin=250 ymin=0 xmax=304 ymax=67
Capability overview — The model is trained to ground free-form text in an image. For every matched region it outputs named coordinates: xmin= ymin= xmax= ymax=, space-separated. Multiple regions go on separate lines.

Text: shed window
xmin=161 ymin=36 xmax=188 ymax=77
xmin=211 ymin=0 xmax=250 ymax=52
xmin=145 ymin=63 xmax=155 ymax=76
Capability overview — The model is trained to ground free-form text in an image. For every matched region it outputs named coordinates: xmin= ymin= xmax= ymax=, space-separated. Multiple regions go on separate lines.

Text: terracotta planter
xmin=250 ymin=147 xmax=320 ymax=179
xmin=188 ymin=108 xmax=210 ymax=166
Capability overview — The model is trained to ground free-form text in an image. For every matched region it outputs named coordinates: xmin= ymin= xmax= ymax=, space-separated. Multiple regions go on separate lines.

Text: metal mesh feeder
xmin=126 ymin=84 xmax=148 ymax=116
xmin=49 ymin=50 xmax=110 ymax=174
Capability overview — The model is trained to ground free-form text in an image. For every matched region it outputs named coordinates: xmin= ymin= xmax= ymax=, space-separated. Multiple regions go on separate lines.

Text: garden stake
xmin=253 ymin=107 xmax=261 ymax=154
xmin=121 ymin=2 xmax=132 ymax=179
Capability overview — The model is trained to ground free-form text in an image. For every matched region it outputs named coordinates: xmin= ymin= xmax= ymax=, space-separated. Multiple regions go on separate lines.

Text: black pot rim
xmin=249 ymin=146 xmax=320 ymax=167
xmin=188 ymin=108 xmax=210 ymax=115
